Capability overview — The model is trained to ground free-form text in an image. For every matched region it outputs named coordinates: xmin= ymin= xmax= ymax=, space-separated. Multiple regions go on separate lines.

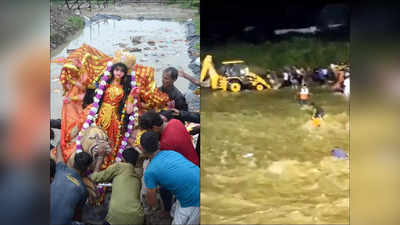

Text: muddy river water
xmin=200 ymin=86 xmax=349 ymax=224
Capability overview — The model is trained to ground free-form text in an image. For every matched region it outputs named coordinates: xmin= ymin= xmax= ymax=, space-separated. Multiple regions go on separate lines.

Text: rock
xmin=126 ymin=47 xmax=142 ymax=52
xmin=117 ymin=43 xmax=128 ymax=48
xmin=90 ymin=14 xmax=121 ymax=22
xmin=147 ymin=41 xmax=156 ymax=46
xmin=130 ymin=36 xmax=142 ymax=45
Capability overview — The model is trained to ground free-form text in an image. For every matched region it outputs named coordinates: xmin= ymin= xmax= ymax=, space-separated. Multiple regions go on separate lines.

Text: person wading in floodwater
xmin=297 ymin=84 xmax=310 ymax=105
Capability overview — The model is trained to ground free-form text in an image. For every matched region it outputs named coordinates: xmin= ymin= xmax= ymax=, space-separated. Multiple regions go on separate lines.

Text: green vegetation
xmin=166 ymin=0 xmax=199 ymax=10
xmin=67 ymin=15 xmax=85 ymax=29
xmin=180 ymin=0 xmax=199 ymax=9
xmin=201 ymin=37 xmax=349 ymax=71
xmin=194 ymin=14 xmax=200 ymax=35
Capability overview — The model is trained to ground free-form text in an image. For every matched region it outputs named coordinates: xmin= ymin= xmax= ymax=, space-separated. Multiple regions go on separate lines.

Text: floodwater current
xmin=201 ymin=86 xmax=349 ymax=224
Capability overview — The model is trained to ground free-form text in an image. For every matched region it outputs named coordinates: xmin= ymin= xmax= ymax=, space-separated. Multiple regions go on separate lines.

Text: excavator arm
xmin=200 ymin=55 xmax=228 ymax=91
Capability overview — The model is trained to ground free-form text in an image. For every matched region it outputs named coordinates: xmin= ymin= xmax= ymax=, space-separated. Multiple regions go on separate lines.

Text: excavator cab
xmin=219 ymin=60 xmax=248 ymax=77
xmin=200 ymin=55 xmax=271 ymax=92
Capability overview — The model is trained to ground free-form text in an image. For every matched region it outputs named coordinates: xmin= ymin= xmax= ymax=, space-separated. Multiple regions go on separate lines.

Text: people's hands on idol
xmin=93 ymin=144 xmax=108 ymax=160
xmin=171 ymin=108 xmax=180 ymax=116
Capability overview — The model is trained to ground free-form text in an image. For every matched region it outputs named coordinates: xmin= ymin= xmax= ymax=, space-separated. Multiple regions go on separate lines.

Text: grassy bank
xmin=201 ymin=36 xmax=349 ymax=73
xmin=67 ymin=15 xmax=85 ymax=29
xmin=194 ymin=13 xmax=200 ymax=50
xmin=50 ymin=2 xmax=86 ymax=50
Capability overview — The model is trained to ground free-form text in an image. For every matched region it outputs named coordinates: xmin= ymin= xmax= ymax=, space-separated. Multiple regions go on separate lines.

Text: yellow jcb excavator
xmin=200 ymin=55 xmax=272 ymax=92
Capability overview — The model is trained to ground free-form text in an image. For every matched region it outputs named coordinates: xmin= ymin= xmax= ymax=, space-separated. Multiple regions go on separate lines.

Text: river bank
xmin=50 ymin=2 xmax=85 ymax=50
xmin=50 ymin=2 xmax=198 ymax=53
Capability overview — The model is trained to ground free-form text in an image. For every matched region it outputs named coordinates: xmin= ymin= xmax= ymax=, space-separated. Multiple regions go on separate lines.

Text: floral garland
xmin=75 ymin=61 xmax=139 ymax=156
xmin=115 ymin=69 xmax=139 ymax=162
xmin=75 ymin=61 xmax=113 ymax=153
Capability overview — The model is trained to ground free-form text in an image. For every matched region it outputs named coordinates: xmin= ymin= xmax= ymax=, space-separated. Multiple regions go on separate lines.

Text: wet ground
xmin=200 ymin=86 xmax=349 ymax=224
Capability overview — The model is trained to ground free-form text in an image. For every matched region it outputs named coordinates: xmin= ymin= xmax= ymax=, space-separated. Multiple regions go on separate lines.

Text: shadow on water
xmin=201 ymin=87 xmax=349 ymax=224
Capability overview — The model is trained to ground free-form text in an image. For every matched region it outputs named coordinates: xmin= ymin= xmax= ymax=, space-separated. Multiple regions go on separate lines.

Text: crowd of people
xmin=268 ymin=63 xmax=350 ymax=97
xmin=278 ymin=63 xmax=348 ymax=127
xmin=50 ymin=45 xmax=200 ymax=225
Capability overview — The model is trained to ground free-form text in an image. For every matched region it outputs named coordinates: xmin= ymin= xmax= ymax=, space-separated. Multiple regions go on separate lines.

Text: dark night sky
xmin=200 ymin=0 xmax=349 ymax=44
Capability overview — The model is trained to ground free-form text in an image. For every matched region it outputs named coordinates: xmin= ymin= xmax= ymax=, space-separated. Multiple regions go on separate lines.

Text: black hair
xmin=50 ymin=128 xmax=55 ymax=140
xmin=82 ymin=62 xmax=131 ymax=133
xmin=50 ymin=159 xmax=56 ymax=179
xmin=50 ymin=119 xmax=62 ymax=129
xmin=139 ymin=110 xmax=164 ymax=130
xmin=73 ymin=151 xmax=93 ymax=173
xmin=140 ymin=131 xmax=160 ymax=154
xmin=164 ymin=67 xmax=178 ymax=81
xmin=159 ymin=110 xmax=177 ymax=121
xmin=122 ymin=147 xmax=139 ymax=166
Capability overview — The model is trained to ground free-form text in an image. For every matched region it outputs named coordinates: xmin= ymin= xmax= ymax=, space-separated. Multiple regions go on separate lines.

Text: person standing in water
xmin=297 ymin=84 xmax=310 ymax=105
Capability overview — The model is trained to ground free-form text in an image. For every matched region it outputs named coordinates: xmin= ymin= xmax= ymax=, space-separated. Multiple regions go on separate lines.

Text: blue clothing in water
xmin=50 ymin=162 xmax=88 ymax=225
xmin=144 ymin=151 xmax=200 ymax=207
xmin=331 ymin=148 xmax=349 ymax=159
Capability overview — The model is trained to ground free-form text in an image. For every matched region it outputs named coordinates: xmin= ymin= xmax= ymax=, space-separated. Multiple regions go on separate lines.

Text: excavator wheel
xmin=256 ymin=84 xmax=264 ymax=91
xmin=229 ymin=81 xmax=242 ymax=92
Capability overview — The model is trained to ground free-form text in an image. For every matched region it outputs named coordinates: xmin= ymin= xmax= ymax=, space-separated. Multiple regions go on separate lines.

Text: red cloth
xmin=160 ymin=119 xmax=199 ymax=166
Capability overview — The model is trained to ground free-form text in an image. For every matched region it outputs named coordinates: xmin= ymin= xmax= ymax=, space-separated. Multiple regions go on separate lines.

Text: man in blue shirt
xmin=140 ymin=131 xmax=200 ymax=225
xmin=50 ymin=143 xmax=93 ymax=225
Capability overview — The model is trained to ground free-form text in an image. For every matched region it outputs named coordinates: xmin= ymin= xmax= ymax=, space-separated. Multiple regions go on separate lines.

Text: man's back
xmin=160 ymin=119 xmax=199 ymax=166
xmin=89 ymin=163 xmax=144 ymax=225
xmin=144 ymin=151 xmax=200 ymax=207
xmin=50 ymin=162 xmax=87 ymax=225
